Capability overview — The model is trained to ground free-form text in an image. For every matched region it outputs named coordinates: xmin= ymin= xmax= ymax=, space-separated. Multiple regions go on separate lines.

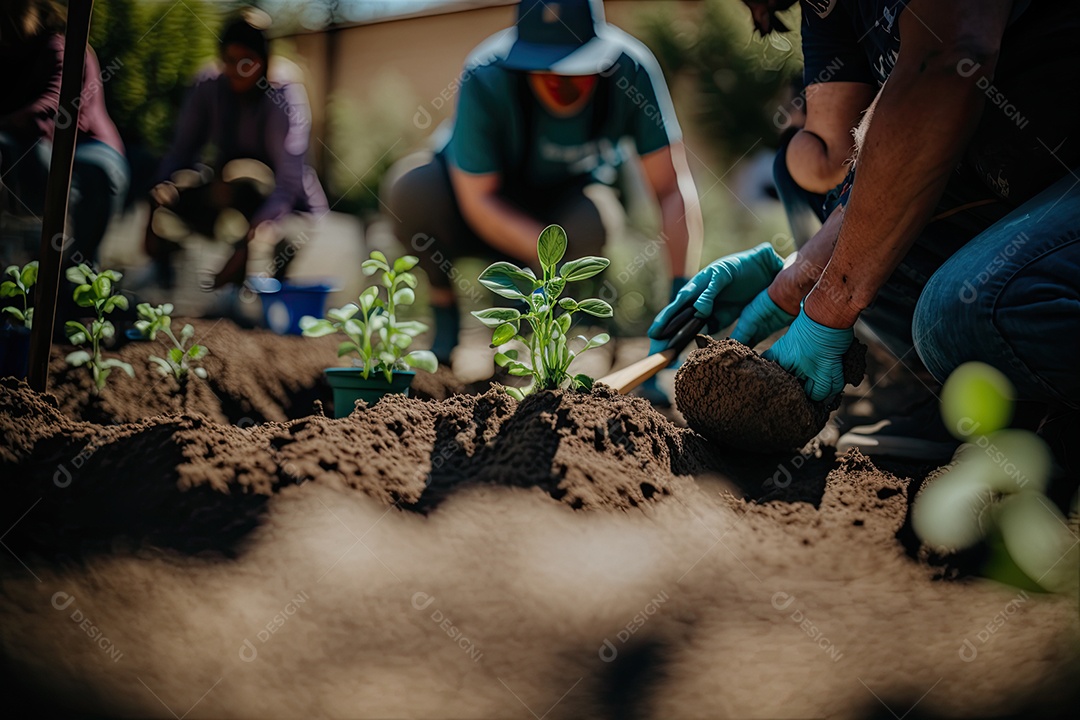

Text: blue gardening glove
xmin=648 ymin=243 xmax=785 ymax=352
xmin=729 ymin=288 xmax=796 ymax=347
xmin=762 ymin=308 xmax=853 ymax=402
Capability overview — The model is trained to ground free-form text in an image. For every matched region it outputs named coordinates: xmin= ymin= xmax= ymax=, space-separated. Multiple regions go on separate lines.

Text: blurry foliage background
xmin=88 ymin=0 xmax=228 ymax=153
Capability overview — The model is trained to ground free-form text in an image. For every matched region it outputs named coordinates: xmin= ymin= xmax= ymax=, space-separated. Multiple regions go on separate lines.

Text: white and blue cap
xmin=496 ymin=0 xmax=624 ymax=75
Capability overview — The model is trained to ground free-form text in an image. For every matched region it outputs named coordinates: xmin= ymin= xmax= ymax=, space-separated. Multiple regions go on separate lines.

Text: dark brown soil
xmin=45 ymin=318 xmax=467 ymax=425
xmin=0 ymin=324 xmax=1076 ymax=719
xmin=675 ymin=336 xmax=867 ymax=453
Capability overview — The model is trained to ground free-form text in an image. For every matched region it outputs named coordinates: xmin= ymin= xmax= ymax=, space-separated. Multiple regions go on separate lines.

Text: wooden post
xmin=27 ymin=0 xmax=96 ymax=392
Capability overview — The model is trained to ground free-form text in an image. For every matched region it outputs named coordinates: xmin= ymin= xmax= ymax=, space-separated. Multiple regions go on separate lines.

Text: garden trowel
xmin=598 ymin=306 xmax=706 ymax=394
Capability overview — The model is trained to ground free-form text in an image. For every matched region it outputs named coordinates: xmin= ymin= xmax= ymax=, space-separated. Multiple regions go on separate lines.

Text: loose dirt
xmin=675 ymin=336 xmax=867 ymax=453
xmin=0 ymin=323 xmax=1076 ymax=719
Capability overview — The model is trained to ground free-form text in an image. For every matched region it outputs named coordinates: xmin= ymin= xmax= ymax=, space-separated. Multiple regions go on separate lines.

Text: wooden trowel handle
xmin=597 ymin=315 xmax=707 ymax=394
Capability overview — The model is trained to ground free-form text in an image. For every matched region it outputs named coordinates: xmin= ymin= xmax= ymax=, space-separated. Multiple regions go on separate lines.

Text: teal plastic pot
xmin=325 ymin=367 xmax=415 ymax=418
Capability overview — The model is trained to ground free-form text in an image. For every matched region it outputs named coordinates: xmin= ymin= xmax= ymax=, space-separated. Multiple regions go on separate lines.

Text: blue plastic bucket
xmin=248 ymin=277 xmax=339 ymax=335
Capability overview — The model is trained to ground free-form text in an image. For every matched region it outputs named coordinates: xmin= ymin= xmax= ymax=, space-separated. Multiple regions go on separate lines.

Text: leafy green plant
xmin=0 ymin=261 xmax=38 ymax=329
xmin=471 ymin=225 xmax=612 ymax=400
xmin=64 ymin=264 xmax=133 ymax=394
xmin=299 ymin=252 xmax=438 ymax=382
xmin=135 ymin=302 xmax=208 ymax=380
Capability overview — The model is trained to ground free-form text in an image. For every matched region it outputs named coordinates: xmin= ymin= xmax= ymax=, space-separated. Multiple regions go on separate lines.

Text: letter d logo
xmin=771 ymin=591 xmax=794 ymax=611
xmin=598 ymin=638 xmax=618 ymax=662
xmin=413 ymin=105 xmax=432 ymax=130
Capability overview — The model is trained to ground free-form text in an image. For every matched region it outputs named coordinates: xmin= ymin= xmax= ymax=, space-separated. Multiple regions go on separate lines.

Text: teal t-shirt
xmin=445 ymin=26 xmax=681 ymax=191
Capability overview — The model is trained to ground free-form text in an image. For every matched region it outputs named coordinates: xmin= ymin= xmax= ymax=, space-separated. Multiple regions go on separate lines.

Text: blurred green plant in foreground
xmin=913 ymin=362 xmax=1078 ymax=593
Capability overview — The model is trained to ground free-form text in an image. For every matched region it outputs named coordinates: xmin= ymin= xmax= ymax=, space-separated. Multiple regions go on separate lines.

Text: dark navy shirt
xmin=799 ymin=0 xmax=1080 ymax=206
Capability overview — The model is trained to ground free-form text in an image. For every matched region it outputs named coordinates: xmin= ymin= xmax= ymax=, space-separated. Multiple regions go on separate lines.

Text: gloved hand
xmin=648 ymin=243 xmax=785 ymax=352
xmin=762 ymin=307 xmax=853 ymax=402
xmin=729 ymin=288 xmax=795 ymax=347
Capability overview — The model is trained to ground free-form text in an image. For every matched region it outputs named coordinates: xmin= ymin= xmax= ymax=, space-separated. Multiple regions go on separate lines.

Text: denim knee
xmin=912 ymin=269 xmax=973 ymax=384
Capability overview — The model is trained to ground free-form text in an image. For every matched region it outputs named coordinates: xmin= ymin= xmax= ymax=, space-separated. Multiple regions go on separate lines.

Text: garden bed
xmin=0 ymin=321 xmax=1076 ymax=718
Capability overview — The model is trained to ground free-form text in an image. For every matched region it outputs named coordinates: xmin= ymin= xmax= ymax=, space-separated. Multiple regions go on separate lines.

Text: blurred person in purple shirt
xmin=144 ymin=15 xmax=327 ymax=290
xmin=0 ymin=0 xmax=129 ymax=268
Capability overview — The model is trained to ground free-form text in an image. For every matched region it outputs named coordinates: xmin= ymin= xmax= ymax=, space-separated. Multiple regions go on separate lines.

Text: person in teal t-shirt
xmin=386 ymin=0 xmax=703 ymax=368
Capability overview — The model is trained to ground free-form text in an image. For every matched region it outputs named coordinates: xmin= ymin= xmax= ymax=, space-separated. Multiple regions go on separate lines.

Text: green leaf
xmin=537 ymin=224 xmax=568 ymax=270
xmin=136 ymin=302 xmax=155 ymax=319
xmin=327 ymin=304 xmax=358 ymax=323
xmin=337 ymin=341 xmax=360 ymax=357
xmin=381 ymin=271 xmax=393 ymax=289
xmin=20 ymin=261 xmax=38 ymax=287
xmin=390 ymin=331 xmax=412 ymax=349
xmin=73 ymin=284 xmax=95 ymax=307
xmin=187 ymin=344 xmax=207 ymax=360
xmin=506 ymin=386 xmax=526 ymax=401
xmin=395 ymin=320 xmax=428 ymax=337
xmin=491 ymin=322 xmax=516 ymax=347
xmin=2 ymin=306 xmax=24 ymax=322
xmin=576 ymin=298 xmax=614 ymax=318
xmin=507 ymin=364 xmax=533 ymax=377
xmin=393 ymin=256 xmax=419 ymax=273
xmin=100 ymin=269 xmax=122 ymax=282
xmin=92 ymin=275 xmax=112 ymax=300
xmin=65 ymin=265 xmax=88 ymax=285
xmin=361 ymin=259 xmax=387 ymax=276
xmin=493 ymin=350 xmax=520 ymax=367
xmin=560 ymin=256 xmax=609 ymax=282
xmin=134 ymin=320 xmax=153 ymax=339
xmin=392 ymin=287 xmax=415 ymax=306
xmin=404 ymin=350 xmax=438 ymax=373
xmin=169 ymin=347 xmax=184 ymax=364
xmin=150 ymin=356 xmax=173 ymax=375
xmin=163 ymin=303 xmax=174 ymax=316
xmin=180 ymin=324 xmax=195 ymax=344
xmin=344 ymin=318 xmax=364 ymax=337
xmin=4 ymin=266 xmax=18 ymax=281
xmin=579 ymin=333 xmax=610 ymax=351
xmin=573 ymin=373 xmax=595 ymax=391
xmin=65 ymin=350 xmax=91 ymax=367
xmin=111 ymin=294 xmax=129 ymax=312
xmin=0 ymin=281 xmax=17 ymax=298
xmin=64 ymin=321 xmax=88 ymax=345
xmin=100 ymin=321 xmax=115 ymax=340
xmin=478 ymin=262 xmax=536 ymax=299
xmin=369 ymin=250 xmax=388 ymax=264
xmin=399 ymin=273 xmax=418 ymax=289
xmin=557 ymin=297 xmax=578 ymax=311
xmin=103 ymin=358 xmax=135 ymax=377
xmin=300 ymin=318 xmax=337 ymax=337
xmin=471 ymin=307 xmax=521 ymax=329
xmin=555 ymin=313 xmax=572 ymax=336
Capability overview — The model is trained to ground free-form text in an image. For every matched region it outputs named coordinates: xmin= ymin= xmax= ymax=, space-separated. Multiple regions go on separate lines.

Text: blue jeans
xmin=912 ymin=170 xmax=1080 ymax=409
xmin=0 ymin=133 xmax=129 ymax=264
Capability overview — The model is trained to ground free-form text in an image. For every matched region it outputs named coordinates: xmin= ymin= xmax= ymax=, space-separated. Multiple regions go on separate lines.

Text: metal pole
xmin=27 ymin=0 xmax=96 ymax=392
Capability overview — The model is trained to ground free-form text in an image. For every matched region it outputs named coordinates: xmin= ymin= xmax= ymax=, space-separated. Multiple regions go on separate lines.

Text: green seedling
xmin=472 ymin=224 xmax=611 ymax=400
xmin=0 ymin=260 xmax=38 ymax=328
xmin=64 ymin=264 xmax=134 ymax=394
xmin=300 ymin=251 xmax=438 ymax=382
xmin=135 ymin=302 xmax=208 ymax=380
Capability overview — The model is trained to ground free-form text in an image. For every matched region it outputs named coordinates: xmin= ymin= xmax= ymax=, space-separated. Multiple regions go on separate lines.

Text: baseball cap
xmin=498 ymin=0 xmax=623 ymax=75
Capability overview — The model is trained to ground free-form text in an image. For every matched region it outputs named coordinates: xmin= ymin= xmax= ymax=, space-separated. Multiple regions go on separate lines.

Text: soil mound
xmin=43 ymin=318 xmax=466 ymax=424
xmin=0 ymin=379 xmax=711 ymax=557
xmin=675 ymin=336 xmax=866 ymax=453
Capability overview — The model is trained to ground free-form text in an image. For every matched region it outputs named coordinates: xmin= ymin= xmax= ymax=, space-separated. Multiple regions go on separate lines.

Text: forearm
xmin=768 ymin=204 xmax=844 ymax=314
xmin=658 ymin=181 xmax=702 ymax=279
xmin=806 ymin=57 xmax=990 ymax=327
xmin=787 ymin=129 xmax=852 ymax=194
xmin=461 ymin=195 xmax=545 ymax=267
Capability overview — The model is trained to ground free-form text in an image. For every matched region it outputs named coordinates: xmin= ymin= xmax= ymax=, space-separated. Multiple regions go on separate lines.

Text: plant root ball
xmin=674 ymin=336 xmax=866 ymax=454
